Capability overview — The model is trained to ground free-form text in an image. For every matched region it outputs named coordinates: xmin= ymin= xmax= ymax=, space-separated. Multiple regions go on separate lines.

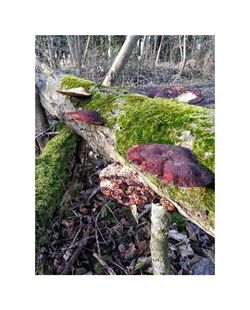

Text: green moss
xmin=60 ymin=75 xmax=95 ymax=89
xmin=78 ymin=92 xmax=119 ymax=127
xmin=115 ymin=96 xmax=214 ymax=173
xmin=59 ymin=75 xmax=215 ymax=229
xmin=171 ymin=212 xmax=187 ymax=232
xmin=167 ymin=185 xmax=215 ymax=227
xmin=113 ymin=95 xmax=215 ymax=229
xmin=147 ymin=172 xmax=214 ymax=228
xmin=36 ymin=126 xmax=77 ymax=227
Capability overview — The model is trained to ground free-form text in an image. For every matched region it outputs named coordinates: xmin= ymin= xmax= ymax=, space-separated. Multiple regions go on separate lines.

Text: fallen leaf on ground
xmin=168 ymin=229 xmax=188 ymax=242
xmin=178 ymin=243 xmax=194 ymax=258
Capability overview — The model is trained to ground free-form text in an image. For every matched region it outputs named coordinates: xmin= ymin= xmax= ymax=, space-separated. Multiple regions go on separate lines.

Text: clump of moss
xmin=167 ymin=185 xmax=215 ymax=228
xmin=113 ymin=95 xmax=214 ymax=229
xmin=58 ymin=75 xmax=215 ymax=229
xmin=36 ymin=126 xmax=77 ymax=227
xmin=78 ymin=92 xmax=119 ymax=127
xmin=60 ymin=76 xmax=120 ymax=128
xmin=171 ymin=212 xmax=187 ymax=232
xmin=115 ymin=95 xmax=214 ymax=173
xmin=60 ymin=75 xmax=95 ymax=89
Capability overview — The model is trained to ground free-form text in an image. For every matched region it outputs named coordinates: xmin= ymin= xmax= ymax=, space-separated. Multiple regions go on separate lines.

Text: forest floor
xmin=37 ymin=144 xmax=215 ymax=275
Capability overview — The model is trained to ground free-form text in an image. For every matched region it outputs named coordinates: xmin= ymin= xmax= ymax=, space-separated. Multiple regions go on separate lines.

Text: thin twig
xmin=87 ymin=186 xmax=100 ymax=202
xmin=138 ymin=205 xmax=152 ymax=220
xmin=59 ymin=231 xmax=89 ymax=275
xmin=94 ymin=210 xmax=102 ymax=255
xmin=93 ymin=252 xmax=116 ymax=275
xmin=46 ymin=131 xmax=60 ymax=136
xmin=35 ymin=124 xmax=57 ymax=139
xmin=108 ymin=259 xmax=128 ymax=275
xmin=72 ymin=222 xmax=84 ymax=245
xmin=106 ymin=204 xmax=119 ymax=223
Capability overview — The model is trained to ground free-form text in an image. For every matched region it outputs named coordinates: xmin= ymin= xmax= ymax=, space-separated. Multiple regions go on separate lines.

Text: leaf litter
xmin=36 ymin=144 xmax=215 ymax=275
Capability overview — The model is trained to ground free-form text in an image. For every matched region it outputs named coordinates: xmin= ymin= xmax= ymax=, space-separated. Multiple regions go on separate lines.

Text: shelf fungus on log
xmin=127 ymin=144 xmax=212 ymax=187
xmin=57 ymin=87 xmax=91 ymax=97
xmin=135 ymin=85 xmax=204 ymax=104
xmin=65 ymin=110 xmax=104 ymax=125
xmin=99 ymin=163 xmax=155 ymax=207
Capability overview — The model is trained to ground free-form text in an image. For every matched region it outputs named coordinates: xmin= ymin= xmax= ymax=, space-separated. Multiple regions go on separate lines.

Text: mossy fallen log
xmin=35 ymin=126 xmax=77 ymax=249
xmin=36 ymin=64 xmax=215 ymax=237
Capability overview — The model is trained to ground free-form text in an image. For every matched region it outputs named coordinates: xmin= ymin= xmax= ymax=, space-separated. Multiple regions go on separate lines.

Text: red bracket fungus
xmin=66 ymin=110 xmax=104 ymax=125
xmin=57 ymin=87 xmax=91 ymax=97
xmin=126 ymin=144 xmax=212 ymax=187
xmin=136 ymin=85 xmax=204 ymax=104
xmin=99 ymin=163 xmax=155 ymax=207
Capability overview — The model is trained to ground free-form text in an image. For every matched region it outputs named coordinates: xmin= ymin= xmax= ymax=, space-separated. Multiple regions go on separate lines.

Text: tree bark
xmin=36 ymin=63 xmax=215 ymax=237
xmin=67 ymin=35 xmax=82 ymax=73
xmin=83 ymin=35 xmax=91 ymax=64
xmin=35 ymin=86 xmax=48 ymax=151
xmin=102 ymin=35 xmax=140 ymax=86
xmin=107 ymin=35 xmax=112 ymax=59
xmin=47 ymin=36 xmax=57 ymax=69
xmin=150 ymin=203 xmax=170 ymax=275
xmin=155 ymin=35 xmax=164 ymax=66
xmin=173 ymin=35 xmax=187 ymax=84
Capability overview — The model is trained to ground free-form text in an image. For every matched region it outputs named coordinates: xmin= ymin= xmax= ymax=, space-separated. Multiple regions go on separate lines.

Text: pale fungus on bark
xmin=57 ymin=87 xmax=91 ymax=97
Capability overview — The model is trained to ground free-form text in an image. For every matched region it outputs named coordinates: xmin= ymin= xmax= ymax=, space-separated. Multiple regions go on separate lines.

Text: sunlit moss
xmin=59 ymin=75 xmax=215 ymax=228
xmin=36 ymin=126 xmax=77 ymax=228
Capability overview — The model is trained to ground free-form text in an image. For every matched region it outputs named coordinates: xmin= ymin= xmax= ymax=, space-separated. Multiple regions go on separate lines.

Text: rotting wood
xmin=36 ymin=63 xmax=215 ymax=237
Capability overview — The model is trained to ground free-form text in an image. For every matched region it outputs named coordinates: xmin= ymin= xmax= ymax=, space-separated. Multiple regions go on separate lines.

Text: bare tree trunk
xmin=83 ymin=35 xmax=91 ymax=65
xmin=153 ymin=36 xmax=158 ymax=56
xmin=169 ymin=36 xmax=175 ymax=64
xmin=67 ymin=35 xmax=76 ymax=67
xmin=67 ymin=35 xmax=82 ymax=73
xmin=144 ymin=35 xmax=151 ymax=61
xmin=191 ymin=35 xmax=196 ymax=59
xmin=173 ymin=35 xmax=187 ymax=83
xmin=155 ymin=35 xmax=164 ymax=66
xmin=108 ymin=35 xmax=112 ymax=59
xmin=47 ymin=36 xmax=57 ymax=69
xmin=75 ymin=36 xmax=82 ymax=72
xmin=102 ymin=35 xmax=140 ymax=86
xmin=179 ymin=35 xmax=183 ymax=61
xmin=151 ymin=35 xmax=158 ymax=70
xmin=150 ymin=203 xmax=170 ymax=275
xmin=140 ymin=35 xmax=146 ymax=58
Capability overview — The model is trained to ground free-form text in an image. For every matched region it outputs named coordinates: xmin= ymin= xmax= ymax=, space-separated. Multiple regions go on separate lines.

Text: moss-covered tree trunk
xmin=36 ymin=127 xmax=78 ymax=254
xmin=36 ymin=63 xmax=215 ymax=237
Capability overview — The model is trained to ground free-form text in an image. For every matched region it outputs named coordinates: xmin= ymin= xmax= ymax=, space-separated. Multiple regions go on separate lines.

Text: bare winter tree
xmin=173 ymin=35 xmax=187 ymax=83
xmin=102 ymin=35 xmax=140 ymax=86
xmin=82 ymin=35 xmax=91 ymax=65
xmin=67 ymin=35 xmax=83 ymax=73
xmin=155 ymin=35 xmax=164 ymax=66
